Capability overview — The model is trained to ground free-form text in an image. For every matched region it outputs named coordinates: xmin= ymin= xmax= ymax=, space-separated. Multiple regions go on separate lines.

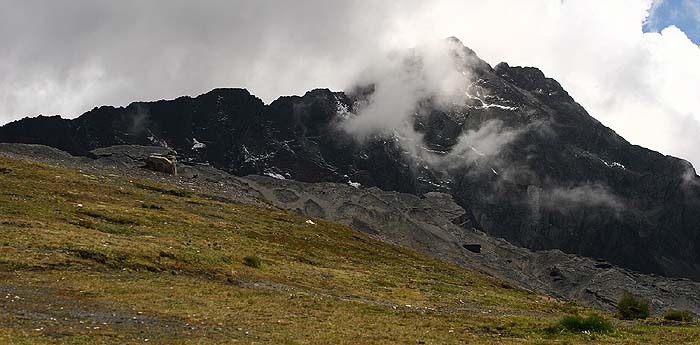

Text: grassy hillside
xmin=0 ymin=156 xmax=698 ymax=344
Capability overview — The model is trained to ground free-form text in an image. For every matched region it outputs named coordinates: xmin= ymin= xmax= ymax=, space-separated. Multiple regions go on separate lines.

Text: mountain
xmin=2 ymin=40 xmax=699 ymax=280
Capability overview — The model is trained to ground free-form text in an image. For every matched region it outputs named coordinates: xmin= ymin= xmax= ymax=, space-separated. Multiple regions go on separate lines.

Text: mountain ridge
xmin=2 ymin=41 xmax=699 ymax=280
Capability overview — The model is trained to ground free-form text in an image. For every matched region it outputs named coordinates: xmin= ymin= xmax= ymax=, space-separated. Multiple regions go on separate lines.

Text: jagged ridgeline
xmin=1 ymin=39 xmax=699 ymax=281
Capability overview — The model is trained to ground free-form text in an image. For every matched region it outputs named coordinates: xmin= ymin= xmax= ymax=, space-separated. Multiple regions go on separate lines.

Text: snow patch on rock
xmin=264 ymin=172 xmax=286 ymax=180
xmin=192 ymin=138 xmax=206 ymax=150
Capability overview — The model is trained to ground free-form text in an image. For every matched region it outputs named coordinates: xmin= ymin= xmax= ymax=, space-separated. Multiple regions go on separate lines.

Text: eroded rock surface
xmin=242 ymin=173 xmax=700 ymax=313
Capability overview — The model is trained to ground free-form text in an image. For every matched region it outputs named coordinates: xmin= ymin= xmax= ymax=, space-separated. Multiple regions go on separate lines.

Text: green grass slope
xmin=0 ymin=157 xmax=699 ymax=344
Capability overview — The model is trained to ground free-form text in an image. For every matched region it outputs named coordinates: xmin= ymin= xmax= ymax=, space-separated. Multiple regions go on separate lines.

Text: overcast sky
xmin=1 ymin=0 xmax=700 ymax=168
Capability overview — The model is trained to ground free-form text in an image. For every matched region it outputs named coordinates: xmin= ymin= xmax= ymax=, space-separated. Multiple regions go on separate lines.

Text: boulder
xmin=144 ymin=154 xmax=177 ymax=175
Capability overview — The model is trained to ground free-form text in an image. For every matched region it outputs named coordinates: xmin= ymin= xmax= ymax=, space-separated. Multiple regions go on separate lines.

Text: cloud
xmin=645 ymin=0 xmax=700 ymax=44
xmin=443 ymin=120 xmax=523 ymax=169
xmin=341 ymin=38 xmax=472 ymax=139
xmin=546 ymin=184 xmax=624 ymax=210
xmin=0 ymin=0 xmax=408 ymax=122
xmin=336 ymin=39 xmax=527 ymax=173
xmin=1 ymin=0 xmax=700 ymax=171
xmin=128 ymin=105 xmax=150 ymax=136
xmin=529 ymin=183 xmax=626 ymax=217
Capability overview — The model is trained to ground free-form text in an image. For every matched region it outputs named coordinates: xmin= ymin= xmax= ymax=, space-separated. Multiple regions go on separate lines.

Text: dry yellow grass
xmin=1 ymin=156 xmax=699 ymax=344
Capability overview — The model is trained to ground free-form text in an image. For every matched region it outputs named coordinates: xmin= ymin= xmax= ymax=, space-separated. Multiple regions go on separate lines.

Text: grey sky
xmin=2 ymin=0 xmax=700 ymax=169
xmin=0 ymin=1 xmax=400 ymax=115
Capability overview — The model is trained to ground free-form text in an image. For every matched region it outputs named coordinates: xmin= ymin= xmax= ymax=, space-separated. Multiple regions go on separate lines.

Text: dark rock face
xmin=2 ymin=43 xmax=699 ymax=280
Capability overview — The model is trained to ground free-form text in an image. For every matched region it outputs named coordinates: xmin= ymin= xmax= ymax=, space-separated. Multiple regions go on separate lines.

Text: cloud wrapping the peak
xmin=341 ymin=39 xmax=472 ymax=139
xmin=1 ymin=0 xmax=700 ymax=169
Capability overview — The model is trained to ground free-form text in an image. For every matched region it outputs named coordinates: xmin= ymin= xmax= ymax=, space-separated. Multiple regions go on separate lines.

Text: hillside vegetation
xmin=0 ymin=156 xmax=698 ymax=344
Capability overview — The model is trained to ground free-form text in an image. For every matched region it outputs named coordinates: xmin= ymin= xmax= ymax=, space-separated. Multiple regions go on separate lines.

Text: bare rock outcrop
xmin=144 ymin=154 xmax=177 ymax=175
xmin=242 ymin=174 xmax=700 ymax=315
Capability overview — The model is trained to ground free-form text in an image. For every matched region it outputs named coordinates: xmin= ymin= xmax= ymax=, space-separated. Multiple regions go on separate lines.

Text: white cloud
xmin=1 ymin=0 xmax=700 ymax=169
xmin=341 ymin=39 xmax=472 ymax=139
xmin=540 ymin=184 xmax=625 ymax=211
